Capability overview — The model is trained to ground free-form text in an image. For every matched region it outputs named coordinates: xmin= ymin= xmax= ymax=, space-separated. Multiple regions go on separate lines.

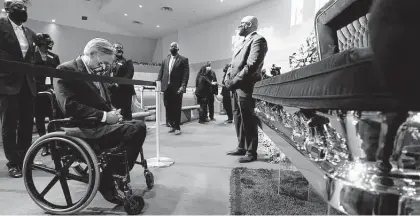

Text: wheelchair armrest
xmin=49 ymin=117 xmax=101 ymax=128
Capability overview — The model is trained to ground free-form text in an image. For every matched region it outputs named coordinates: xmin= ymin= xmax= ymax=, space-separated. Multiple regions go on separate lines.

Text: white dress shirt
xmin=9 ymin=18 xmax=29 ymax=58
xmin=168 ymin=54 xmax=178 ymax=84
xmin=81 ymin=58 xmax=108 ymax=123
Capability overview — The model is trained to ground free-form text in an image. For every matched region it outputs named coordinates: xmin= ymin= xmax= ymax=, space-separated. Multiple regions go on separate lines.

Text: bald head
xmin=238 ymin=16 xmax=258 ymax=37
xmin=169 ymin=42 xmax=179 ymax=56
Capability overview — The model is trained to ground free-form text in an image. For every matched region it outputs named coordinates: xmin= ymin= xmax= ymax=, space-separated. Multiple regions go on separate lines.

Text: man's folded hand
xmin=177 ymin=86 xmax=186 ymax=94
xmin=106 ymin=110 xmax=123 ymax=124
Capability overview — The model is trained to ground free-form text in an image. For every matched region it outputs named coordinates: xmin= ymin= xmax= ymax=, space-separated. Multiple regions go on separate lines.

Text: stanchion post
xmin=146 ymin=81 xmax=175 ymax=168
xmin=140 ymin=86 xmax=144 ymax=110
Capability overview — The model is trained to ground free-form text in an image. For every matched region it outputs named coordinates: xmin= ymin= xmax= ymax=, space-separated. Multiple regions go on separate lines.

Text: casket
xmin=254 ymin=0 xmax=420 ymax=214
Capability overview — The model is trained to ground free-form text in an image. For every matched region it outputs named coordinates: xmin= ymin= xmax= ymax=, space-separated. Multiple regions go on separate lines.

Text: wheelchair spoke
xmin=30 ymin=164 xmax=57 ymax=175
xmin=66 ymin=173 xmax=89 ymax=184
xmin=40 ymin=175 xmax=60 ymax=198
xmin=59 ymin=178 xmax=73 ymax=206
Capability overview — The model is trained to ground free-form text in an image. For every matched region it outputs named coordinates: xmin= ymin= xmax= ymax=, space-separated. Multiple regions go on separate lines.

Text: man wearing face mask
xmin=0 ymin=0 xmax=37 ymax=178
xmin=54 ymin=38 xmax=148 ymax=205
xmin=224 ymin=16 xmax=268 ymax=163
xmin=205 ymin=61 xmax=218 ymax=121
xmin=34 ymin=33 xmax=60 ymax=157
xmin=109 ymin=43 xmax=135 ymax=120
xmin=157 ymin=42 xmax=190 ymax=135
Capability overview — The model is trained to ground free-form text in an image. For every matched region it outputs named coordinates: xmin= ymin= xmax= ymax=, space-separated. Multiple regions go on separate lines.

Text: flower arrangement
xmin=289 ymin=30 xmax=319 ymax=70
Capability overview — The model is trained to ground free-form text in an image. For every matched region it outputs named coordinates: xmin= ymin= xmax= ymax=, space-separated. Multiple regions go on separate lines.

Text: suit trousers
xmin=0 ymin=81 xmax=35 ymax=168
xmin=232 ymin=93 xmax=258 ymax=156
xmin=222 ymin=91 xmax=233 ymax=120
xmin=163 ymin=87 xmax=183 ymax=130
xmin=87 ymin=120 xmax=147 ymax=191
xmin=35 ymin=91 xmax=53 ymax=136
xmin=196 ymin=95 xmax=208 ymax=122
xmin=207 ymin=94 xmax=215 ymax=119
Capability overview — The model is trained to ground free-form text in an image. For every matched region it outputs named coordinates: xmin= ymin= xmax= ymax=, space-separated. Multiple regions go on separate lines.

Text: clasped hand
xmin=105 ymin=109 xmax=123 ymax=124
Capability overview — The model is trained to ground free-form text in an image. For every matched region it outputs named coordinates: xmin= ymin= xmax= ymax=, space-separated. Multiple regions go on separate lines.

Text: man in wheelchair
xmin=53 ymin=38 xmax=147 ymax=205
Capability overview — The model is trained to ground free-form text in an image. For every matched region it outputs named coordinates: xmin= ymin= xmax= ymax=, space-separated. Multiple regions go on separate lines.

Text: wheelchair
xmin=22 ymin=90 xmax=154 ymax=215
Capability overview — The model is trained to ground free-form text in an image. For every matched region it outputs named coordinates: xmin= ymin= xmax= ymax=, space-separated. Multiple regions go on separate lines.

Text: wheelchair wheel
xmin=144 ymin=170 xmax=154 ymax=189
xmin=73 ymin=163 xmax=89 ymax=178
xmin=124 ymin=195 xmax=145 ymax=215
xmin=23 ymin=132 xmax=101 ymax=215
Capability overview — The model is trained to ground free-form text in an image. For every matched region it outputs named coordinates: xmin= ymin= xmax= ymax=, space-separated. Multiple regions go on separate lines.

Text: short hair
xmin=170 ymin=42 xmax=179 ymax=48
xmin=83 ymin=38 xmax=115 ymax=56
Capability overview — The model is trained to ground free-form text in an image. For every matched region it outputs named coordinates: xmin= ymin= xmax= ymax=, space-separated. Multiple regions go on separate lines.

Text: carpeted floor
xmin=230 ymin=167 xmax=342 ymax=215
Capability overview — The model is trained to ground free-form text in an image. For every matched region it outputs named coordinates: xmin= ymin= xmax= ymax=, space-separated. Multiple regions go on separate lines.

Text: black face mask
xmin=9 ymin=9 xmax=28 ymax=24
xmin=170 ymin=48 xmax=178 ymax=56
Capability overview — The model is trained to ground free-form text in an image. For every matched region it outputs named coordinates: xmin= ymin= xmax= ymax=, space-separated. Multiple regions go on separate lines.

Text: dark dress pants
xmin=232 ymin=93 xmax=258 ymax=156
xmin=196 ymin=95 xmax=208 ymax=122
xmin=35 ymin=83 xmax=52 ymax=136
xmin=88 ymin=120 xmax=147 ymax=191
xmin=0 ymin=81 xmax=35 ymax=169
xmin=163 ymin=86 xmax=183 ymax=130
xmin=207 ymin=94 xmax=215 ymax=119
xmin=222 ymin=90 xmax=233 ymax=120
xmin=111 ymin=86 xmax=133 ymax=120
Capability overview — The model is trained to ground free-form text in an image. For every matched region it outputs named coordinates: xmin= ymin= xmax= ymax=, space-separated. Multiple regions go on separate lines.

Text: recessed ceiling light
xmin=1 ymin=8 xmax=5 ymax=12
xmin=52 ymin=19 xmax=56 ymax=23
xmin=156 ymin=25 xmax=160 ymax=28
xmin=124 ymin=13 xmax=128 ymax=16
xmin=139 ymin=5 xmax=143 ymax=8
xmin=220 ymin=0 xmax=224 ymax=2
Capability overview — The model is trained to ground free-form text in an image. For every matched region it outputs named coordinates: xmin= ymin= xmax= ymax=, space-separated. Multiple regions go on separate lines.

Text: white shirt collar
xmin=8 ymin=17 xmax=23 ymax=30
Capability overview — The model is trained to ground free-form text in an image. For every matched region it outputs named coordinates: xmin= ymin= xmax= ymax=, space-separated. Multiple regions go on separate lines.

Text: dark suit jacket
xmin=34 ymin=50 xmax=60 ymax=92
xmin=157 ymin=54 xmax=190 ymax=92
xmin=195 ymin=71 xmax=212 ymax=97
xmin=225 ymin=32 xmax=268 ymax=98
xmin=53 ymin=56 xmax=121 ymax=139
xmin=111 ymin=56 xmax=135 ymax=95
xmin=0 ymin=16 xmax=37 ymax=96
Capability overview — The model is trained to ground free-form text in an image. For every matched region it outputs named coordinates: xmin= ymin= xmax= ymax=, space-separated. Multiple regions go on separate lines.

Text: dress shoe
xmin=8 ymin=166 xmax=22 ymax=178
xmin=174 ymin=130 xmax=181 ymax=135
xmin=225 ymin=119 xmax=233 ymax=124
xmin=198 ymin=120 xmax=207 ymax=124
xmin=239 ymin=155 xmax=257 ymax=163
xmin=227 ymin=149 xmax=246 ymax=156
xmin=168 ymin=128 xmax=176 ymax=133
xmin=99 ymin=188 xmax=122 ymax=205
xmin=210 ymin=118 xmax=216 ymax=121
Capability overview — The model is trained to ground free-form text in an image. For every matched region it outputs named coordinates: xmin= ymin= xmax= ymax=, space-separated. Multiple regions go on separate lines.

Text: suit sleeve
xmin=157 ymin=59 xmax=165 ymax=81
xmin=54 ymin=65 xmax=105 ymax=120
xmin=125 ymin=60 xmax=135 ymax=79
xmin=54 ymin=55 xmax=61 ymax=67
xmin=181 ymin=57 xmax=190 ymax=88
xmin=228 ymin=37 xmax=268 ymax=90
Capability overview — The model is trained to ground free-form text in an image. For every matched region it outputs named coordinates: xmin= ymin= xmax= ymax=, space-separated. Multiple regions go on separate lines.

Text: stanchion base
xmin=146 ymin=157 xmax=175 ymax=168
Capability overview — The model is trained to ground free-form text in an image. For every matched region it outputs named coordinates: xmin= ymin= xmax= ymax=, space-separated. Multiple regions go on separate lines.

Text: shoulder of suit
xmin=47 ymin=51 xmax=58 ymax=57
xmin=57 ymin=60 xmax=76 ymax=71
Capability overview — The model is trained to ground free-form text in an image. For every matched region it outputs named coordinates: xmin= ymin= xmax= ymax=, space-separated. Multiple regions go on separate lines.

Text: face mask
xmin=8 ymin=8 xmax=28 ymax=23
xmin=206 ymin=66 xmax=211 ymax=71
xmin=170 ymin=48 xmax=178 ymax=55
xmin=91 ymin=57 xmax=110 ymax=75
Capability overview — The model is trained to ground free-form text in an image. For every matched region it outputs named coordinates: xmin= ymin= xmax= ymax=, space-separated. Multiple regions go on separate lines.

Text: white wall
xmin=170 ymin=0 xmax=328 ymax=72
xmin=153 ymin=32 xmax=179 ymax=62
xmin=26 ymin=19 xmax=158 ymax=63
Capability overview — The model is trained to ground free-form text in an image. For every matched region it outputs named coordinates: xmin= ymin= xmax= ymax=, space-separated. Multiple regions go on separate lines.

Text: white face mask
xmin=206 ymin=66 xmax=211 ymax=71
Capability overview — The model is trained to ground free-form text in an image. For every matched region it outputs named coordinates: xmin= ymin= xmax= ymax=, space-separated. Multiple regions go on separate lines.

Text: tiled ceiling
xmin=4 ymin=0 xmax=264 ymax=39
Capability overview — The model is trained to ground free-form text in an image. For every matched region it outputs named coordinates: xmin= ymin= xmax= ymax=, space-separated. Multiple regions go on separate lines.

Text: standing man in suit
xmin=221 ymin=64 xmax=233 ymax=123
xmin=224 ymin=16 xmax=268 ymax=163
xmin=157 ymin=42 xmax=190 ymax=135
xmin=33 ymin=33 xmax=60 ymax=156
xmin=109 ymin=43 xmax=135 ymax=120
xmin=54 ymin=38 xmax=147 ymax=204
xmin=205 ymin=61 xmax=218 ymax=121
xmin=0 ymin=0 xmax=37 ymax=178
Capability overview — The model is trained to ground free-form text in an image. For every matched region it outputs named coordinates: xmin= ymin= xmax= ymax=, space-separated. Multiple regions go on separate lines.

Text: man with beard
xmin=109 ymin=43 xmax=135 ymax=120
xmin=53 ymin=38 xmax=147 ymax=204
xmin=157 ymin=42 xmax=190 ymax=135
xmin=0 ymin=0 xmax=37 ymax=178
xmin=224 ymin=16 xmax=268 ymax=163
